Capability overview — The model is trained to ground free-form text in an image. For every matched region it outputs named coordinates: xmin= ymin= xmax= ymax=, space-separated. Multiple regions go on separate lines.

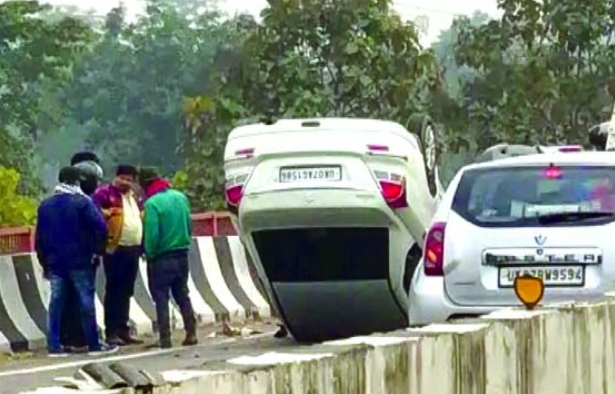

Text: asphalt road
xmin=0 ymin=325 xmax=291 ymax=393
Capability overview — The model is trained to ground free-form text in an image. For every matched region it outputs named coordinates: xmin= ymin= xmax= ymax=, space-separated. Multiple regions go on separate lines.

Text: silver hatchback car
xmin=408 ymin=150 xmax=615 ymax=325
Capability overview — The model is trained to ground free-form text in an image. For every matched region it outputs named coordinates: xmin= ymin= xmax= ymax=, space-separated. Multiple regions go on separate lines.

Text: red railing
xmin=0 ymin=211 xmax=237 ymax=256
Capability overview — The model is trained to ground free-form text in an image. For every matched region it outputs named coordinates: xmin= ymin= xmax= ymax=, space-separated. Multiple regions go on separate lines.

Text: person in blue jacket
xmin=58 ymin=152 xmax=105 ymax=351
xmin=35 ymin=166 xmax=118 ymax=357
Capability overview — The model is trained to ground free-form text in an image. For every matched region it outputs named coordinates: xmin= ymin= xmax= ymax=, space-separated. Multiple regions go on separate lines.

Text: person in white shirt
xmin=92 ymin=165 xmax=144 ymax=346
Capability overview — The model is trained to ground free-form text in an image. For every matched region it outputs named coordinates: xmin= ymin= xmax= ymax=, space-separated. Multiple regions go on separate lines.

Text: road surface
xmin=0 ymin=323 xmax=287 ymax=393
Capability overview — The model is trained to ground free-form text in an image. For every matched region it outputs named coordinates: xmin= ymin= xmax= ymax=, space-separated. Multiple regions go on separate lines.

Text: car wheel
xmin=406 ymin=114 xmax=441 ymax=197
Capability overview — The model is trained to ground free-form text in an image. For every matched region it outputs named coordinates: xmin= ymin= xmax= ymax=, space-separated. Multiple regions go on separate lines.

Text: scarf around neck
xmin=53 ymin=183 xmax=90 ymax=198
xmin=144 ymin=178 xmax=171 ymax=199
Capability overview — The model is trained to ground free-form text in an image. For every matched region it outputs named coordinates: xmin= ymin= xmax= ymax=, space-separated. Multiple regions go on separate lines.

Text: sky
xmin=39 ymin=0 xmax=502 ymax=45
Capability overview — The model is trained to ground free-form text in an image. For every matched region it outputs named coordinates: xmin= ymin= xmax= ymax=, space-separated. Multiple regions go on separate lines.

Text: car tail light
xmin=424 ymin=222 xmax=446 ymax=276
xmin=225 ymin=184 xmax=243 ymax=207
xmin=373 ymin=171 xmax=407 ymax=208
xmin=224 ymin=173 xmax=250 ymax=214
xmin=379 ymin=178 xmax=407 ymax=208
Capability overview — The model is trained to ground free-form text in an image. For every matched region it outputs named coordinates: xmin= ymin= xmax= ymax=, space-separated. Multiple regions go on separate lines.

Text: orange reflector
xmin=513 ymin=274 xmax=545 ymax=310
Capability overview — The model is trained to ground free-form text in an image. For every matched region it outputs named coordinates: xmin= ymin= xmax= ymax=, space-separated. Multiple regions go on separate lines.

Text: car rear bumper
xmin=408 ymin=261 xmax=500 ymax=326
xmin=409 ymin=261 xmax=611 ymax=326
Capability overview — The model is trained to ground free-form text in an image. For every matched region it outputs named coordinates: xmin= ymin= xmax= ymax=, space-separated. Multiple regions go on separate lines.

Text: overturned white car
xmin=223 ymin=117 xmax=444 ymax=341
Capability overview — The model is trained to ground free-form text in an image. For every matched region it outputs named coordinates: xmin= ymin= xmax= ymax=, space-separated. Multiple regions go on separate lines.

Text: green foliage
xmin=447 ymin=0 xmax=615 ymax=150
xmin=4 ymin=0 xmax=615 ymax=218
xmin=57 ymin=1 xmax=234 ymax=173
xmin=0 ymin=0 xmax=94 ymax=195
xmin=0 ymin=167 xmax=37 ymax=227
xmin=170 ymin=170 xmax=188 ymax=191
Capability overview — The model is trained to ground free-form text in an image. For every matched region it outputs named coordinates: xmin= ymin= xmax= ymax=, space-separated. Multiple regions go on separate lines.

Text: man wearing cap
xmin=93 ymin=165 xmax=144 ymax=346
xmin=139 ymin=167 xmax=197 ymax=348
xmin=35 ymin=166 xmax=117 ymax=356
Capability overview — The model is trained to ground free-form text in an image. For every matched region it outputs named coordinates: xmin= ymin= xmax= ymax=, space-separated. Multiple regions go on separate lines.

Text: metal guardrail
xmin=0 ymin=211 xmax=237 ymax=256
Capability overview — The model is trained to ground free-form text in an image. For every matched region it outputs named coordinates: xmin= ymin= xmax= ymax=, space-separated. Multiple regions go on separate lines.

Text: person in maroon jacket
xmin=92 ymin=165 xmax=144 ymax=346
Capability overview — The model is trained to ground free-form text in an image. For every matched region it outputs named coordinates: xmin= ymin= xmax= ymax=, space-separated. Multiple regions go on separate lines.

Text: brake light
xmin=424 ymin=222 xmax=445 ymax=276
xmin=379 ymin=179 xmax=407 ymax=208
xmin=544 ymin=166 xmax=562 ymax=179
xmin=225 ymin=184 xmax=243 ymax=209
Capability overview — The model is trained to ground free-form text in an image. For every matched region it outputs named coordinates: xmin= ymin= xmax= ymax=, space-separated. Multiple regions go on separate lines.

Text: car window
xmin=453 ymin=165 xmax=615 ymax=227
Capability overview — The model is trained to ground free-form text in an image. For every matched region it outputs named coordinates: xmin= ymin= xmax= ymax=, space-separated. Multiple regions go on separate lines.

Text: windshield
xmin=452 ymin=165 xmax=615 ymax=227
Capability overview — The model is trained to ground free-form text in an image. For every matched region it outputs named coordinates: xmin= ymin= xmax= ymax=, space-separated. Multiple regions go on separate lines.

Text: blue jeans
xmin=47 ymin=269 xmax=100 ymax=351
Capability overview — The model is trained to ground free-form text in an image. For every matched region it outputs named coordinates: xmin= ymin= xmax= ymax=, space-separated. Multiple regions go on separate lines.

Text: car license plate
xmin=498 ymin=265 xmax=584 ymax=287
xmin=279 ymin=166 xmax=342 ymax=183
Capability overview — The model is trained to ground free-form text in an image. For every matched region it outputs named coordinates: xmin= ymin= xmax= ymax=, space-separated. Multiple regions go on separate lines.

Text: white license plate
xmin=279 ymin=166 xmax=342 ymax=183
xmin=498 ymin=265 xmax=584 ymax=287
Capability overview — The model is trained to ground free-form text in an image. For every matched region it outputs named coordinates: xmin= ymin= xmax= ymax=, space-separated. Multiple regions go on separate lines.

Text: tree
xmin=0 ymin=0 xmax=94 ymax=195
xmin=452 ymin=0 xmax=615 ymax=149
xmin=429 ymin=11 xmax=491 ymax=184
xmin=56 ymin=0 xmax=239 ymax=177
xmin=0 ymin=167 xmax=37 ymax=227
xmin=431 ymin=11 xmax=489 ymax=102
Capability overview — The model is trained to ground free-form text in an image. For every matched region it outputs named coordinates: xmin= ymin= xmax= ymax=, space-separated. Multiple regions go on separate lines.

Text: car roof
xmin=463 ymin=151 xmax=615 ymax=172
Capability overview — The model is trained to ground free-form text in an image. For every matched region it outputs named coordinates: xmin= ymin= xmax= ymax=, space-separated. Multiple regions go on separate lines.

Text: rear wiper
xmin=537 ymin=211 xmax=614 ymax=224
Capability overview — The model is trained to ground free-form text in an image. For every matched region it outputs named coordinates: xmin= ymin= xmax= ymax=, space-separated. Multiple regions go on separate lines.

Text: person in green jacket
xmin=139 ymin=167 xmax=197 ymax=348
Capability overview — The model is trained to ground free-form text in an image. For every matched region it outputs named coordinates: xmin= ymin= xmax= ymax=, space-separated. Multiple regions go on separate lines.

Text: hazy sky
xmin=39 ymin=0 xmax=501 ymax=45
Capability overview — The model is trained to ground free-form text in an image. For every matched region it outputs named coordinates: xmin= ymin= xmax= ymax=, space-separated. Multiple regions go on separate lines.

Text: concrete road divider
xmin=23 ymin=296 xmax=615 ymax=393
xmin=0 ymin=236 xmax=271 ymax=352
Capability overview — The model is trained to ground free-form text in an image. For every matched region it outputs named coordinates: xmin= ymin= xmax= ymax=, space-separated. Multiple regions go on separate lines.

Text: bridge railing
xmin=0 ymin=211 xmax=237 ymax=256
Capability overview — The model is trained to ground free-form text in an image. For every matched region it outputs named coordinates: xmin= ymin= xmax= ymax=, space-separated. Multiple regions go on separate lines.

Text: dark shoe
xmin=182 ymin=333 xmax=198 ymax=346
xmin=159 ymin=338 xmax=172 ymax=349
xmin=274 ymin=324 xmax=288 ymax=338
xmin=118 ymin=333 xmax=144 ymax=345
xmin=106 ymin=335 xmax=126 ymax=347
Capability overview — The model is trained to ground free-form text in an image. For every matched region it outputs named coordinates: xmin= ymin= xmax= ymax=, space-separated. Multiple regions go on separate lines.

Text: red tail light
xmin=424 ymin=222 xmax=446 ymax=276
xmin=224 ymin=173 xmax=251 ymax=215
xmin=225 ymin=184 xmax=243 ymax=208
xmin=379 ymin=179 xmax=407 ymax=208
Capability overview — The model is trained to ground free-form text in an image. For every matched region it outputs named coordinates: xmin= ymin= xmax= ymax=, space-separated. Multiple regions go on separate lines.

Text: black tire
xmin=406 ymin=114 xmax=441 ymax=197
xmin=403 ymin=243 xmax=422 ymax=294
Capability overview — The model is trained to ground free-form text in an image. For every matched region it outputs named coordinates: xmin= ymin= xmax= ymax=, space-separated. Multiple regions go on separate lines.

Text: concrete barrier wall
xmin=0 ymin=236 xmax=271 ymax=352
xmin=24 ymin=295 xmax=615 ymax=393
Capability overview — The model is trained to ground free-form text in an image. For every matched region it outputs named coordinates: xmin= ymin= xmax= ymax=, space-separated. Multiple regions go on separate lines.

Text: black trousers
xmin=103 ymin=246 xmax=140 ymax=338
xmin=60 ymin=281 xmax=86 ymax=348
xmin=147 ymin=252 xmax=196 ymax=340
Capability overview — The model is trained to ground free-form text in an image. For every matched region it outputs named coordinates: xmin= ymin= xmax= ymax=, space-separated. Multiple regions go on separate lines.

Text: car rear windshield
xmin=452 ymin=165 xmax=615 ymax=227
